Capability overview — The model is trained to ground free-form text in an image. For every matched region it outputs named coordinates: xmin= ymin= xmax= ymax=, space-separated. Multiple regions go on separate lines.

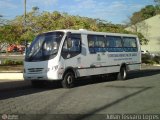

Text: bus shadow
xmin=0 ymin=69 xmax=159 ymax=100
xmin=75 ymin=68 xmax=160 ymax=87
xmin=127 ymin=69 xmax=160 ymax=79
xmin=75 ymin=76 xmax=114 ymax=87
xmin=0 ymin=81 xmax=61 ymax=100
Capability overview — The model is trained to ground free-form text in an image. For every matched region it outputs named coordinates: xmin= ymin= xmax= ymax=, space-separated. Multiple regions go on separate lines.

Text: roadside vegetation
xmin=0 ymin=0 xmax=159 ymax=45
xmin=0 ymin=59 xmax=23 ymax=72
xmin=0 ymin=65 xmax=23 ymax=72
xmin=0 ymin=0 xmax=160 ymax=72
xmin=0 ymin=59 xmax=23 ymax=71
xmin=1 ymin=59 xmax=23 ymax=65
xmin=1 ymin=2 xmax=160 ymax=48
xmin=142 ymin=53 xmax=160 ymax=65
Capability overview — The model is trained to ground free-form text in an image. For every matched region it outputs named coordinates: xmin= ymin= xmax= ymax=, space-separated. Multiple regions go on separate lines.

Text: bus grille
xmin=28 ymin=68 xmax=44 ymax=74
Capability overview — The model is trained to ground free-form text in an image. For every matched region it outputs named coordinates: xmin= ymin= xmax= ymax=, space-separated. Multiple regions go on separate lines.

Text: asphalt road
xmin=0 ymin=66 xmax=160 ymax=120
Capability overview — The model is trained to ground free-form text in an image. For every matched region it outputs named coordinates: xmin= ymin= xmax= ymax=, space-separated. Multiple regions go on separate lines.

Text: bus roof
xmin=46 ymin=29 xmax=138 ymax=38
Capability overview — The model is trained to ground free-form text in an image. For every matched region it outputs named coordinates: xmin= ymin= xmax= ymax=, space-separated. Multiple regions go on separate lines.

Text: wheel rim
xmin=121 ymin=68 xmax=126 ymax=79
xmin=67 ymin=75 xmax=73 ymax=85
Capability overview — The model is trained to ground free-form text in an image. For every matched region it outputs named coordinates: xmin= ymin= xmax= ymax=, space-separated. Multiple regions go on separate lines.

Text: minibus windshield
xmin=25 ymin=32 xmax=64 ymax=62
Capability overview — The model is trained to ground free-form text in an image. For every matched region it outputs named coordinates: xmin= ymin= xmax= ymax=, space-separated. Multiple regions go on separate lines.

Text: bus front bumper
xmin=23 ymin=71 xmax=63 ymax=81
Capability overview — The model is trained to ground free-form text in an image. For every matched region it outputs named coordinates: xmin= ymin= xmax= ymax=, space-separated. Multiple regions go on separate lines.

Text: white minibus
xmin=23 ymin=29 xmax=141 ymax=88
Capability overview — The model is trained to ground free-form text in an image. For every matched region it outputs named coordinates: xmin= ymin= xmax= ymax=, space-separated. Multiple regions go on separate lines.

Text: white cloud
xmin=110 ymin=1 xmax=126 ymax=9
xmin=64 ymin=0 xmax=148 ymax=23
xmin=65 ymin=0 xmax=129 ymax=22
xmin=75 ymin=0 xmax=96 ymax=9
xmin=0 ymin=0 xmax=152 ymax=23
xmin=27 ymin=0 xmax=58 ymax=5
xmin=0 ymin=0 xmax=17 ymax=9
xmin=129 ymin=4 xmax=144 ymax=11
xmin=27 ymin=0 xmax=58 ymax=10
xmin=62 ymin=0 xmax=98 ymax=15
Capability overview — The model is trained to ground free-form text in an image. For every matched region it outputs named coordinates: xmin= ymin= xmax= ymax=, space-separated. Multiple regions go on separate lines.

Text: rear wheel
xmin=62 ymin=72 xmax=75 ymax=88
xmin=117 ymin=66 xmax=127 ymax=80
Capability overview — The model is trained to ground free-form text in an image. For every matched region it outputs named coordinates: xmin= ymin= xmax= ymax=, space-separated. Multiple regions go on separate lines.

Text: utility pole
xmin=24 ymin=0 xmax=26 ymax=26
xmin=24 ymin=0 xmax=28 ymax=54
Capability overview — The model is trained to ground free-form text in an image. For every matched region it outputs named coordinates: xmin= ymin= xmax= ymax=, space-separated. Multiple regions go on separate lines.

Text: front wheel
xmin=117 ymin=67 xmax=127 ymax=80
xmin=62 ymin=72 xmax=75 ymax=88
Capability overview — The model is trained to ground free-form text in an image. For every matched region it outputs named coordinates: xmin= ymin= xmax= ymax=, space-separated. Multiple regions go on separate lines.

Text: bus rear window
xmin=123 ymin=37 xmax=137 ymax=48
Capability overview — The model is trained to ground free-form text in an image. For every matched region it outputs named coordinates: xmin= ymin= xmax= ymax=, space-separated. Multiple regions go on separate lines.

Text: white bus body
xmin=23 ymin=29 xmax=141 ymax=88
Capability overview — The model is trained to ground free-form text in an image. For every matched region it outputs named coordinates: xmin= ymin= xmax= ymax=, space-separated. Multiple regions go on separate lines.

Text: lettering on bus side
xmin=108 ymin=53 xmax=138 ymax=58
xmin=87 ymin=35 xmax=138 ymax=53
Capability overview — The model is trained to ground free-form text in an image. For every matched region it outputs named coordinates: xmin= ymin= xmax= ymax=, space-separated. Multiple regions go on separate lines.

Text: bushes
xmin=1 ymin=59 xmax=23 ymax=65
xmin=153 ymin=56 xmax=160 ymax=64
xmin=142 ymin=54 xmax=160 ymax=65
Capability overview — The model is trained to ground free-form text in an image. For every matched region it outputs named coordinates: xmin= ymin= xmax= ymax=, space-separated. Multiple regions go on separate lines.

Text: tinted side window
xmin=105 ymin=36 xmax=123 ymax=52
xmin=62 ymin=34 xmax=81 ymax=59
xmin=106 ymin=36 xmax=122 ymax=48
xmin=88 ymin=35 xmax=105 ymax=53
xmin=123 ymin=37 xmax=138 ymax=52
xmin=88 ymin=35 xmax=95 ymax=48
xmin=123 ymin=37 xmax=137 ymax=48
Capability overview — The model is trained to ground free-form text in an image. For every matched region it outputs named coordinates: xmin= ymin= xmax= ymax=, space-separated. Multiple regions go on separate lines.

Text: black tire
xmin=117 ymin=67 xmax=127 ymax=80
xmin=62 ymin=72 xmax=75 ymax=88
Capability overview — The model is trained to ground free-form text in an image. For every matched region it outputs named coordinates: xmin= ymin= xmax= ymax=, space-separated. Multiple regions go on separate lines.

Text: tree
xmin=154 ymin=0 xmax=160 ymax=5
xmin=0 ymin=15 xmax=9 ymax=26
xmin=125 ymin=5 xmax=160 ymax=45
xmin=129 ymin=5 xmax=160 ymax=25
xmin=0 ymin=25 xmax=23 ymax=44
xmin=128 ymin=12 xmax=146 ymax=34
xmin=1 ymin=9 xmax=150 ymax=46
xmin=154 ymin=0 xmax=160 ymax=14
xmin=136 ymin=32 xmax=149 ymax=45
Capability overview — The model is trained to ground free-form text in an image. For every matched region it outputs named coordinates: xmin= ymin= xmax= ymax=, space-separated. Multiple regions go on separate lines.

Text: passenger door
xmin=61 ymin=34 xmax=82 ymax=69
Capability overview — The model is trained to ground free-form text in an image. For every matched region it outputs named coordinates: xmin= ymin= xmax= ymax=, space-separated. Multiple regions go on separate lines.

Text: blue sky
xmin=0 ymin=0 xmax=155 ymax=24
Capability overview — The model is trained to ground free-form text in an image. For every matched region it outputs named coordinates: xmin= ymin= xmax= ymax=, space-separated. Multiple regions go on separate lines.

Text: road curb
xmin=0 ymin=73 xmax=23 ymax=80
xmin=153 ymin=64 xmax=160 ymax=66
xmin=0 ymin=73 xmax=29 ymax=91
xmin=0 ymin=71 xmax=23 ymax=73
